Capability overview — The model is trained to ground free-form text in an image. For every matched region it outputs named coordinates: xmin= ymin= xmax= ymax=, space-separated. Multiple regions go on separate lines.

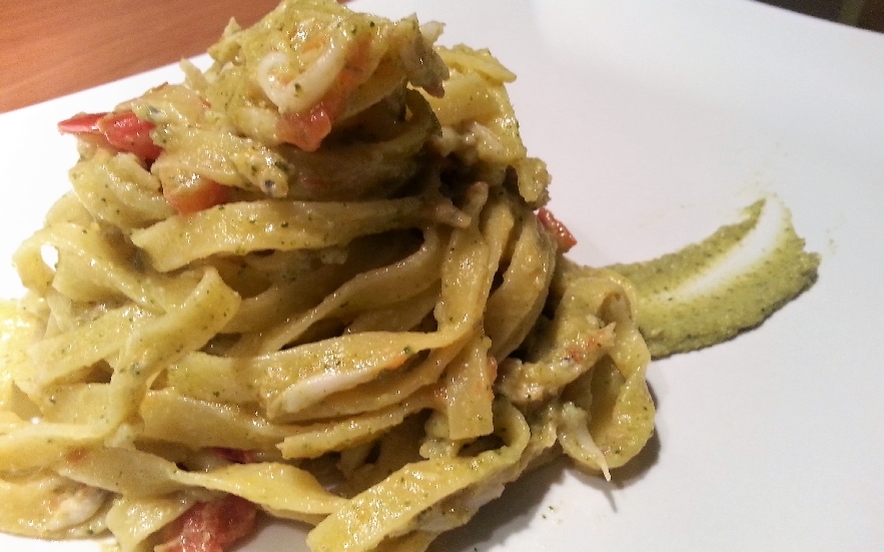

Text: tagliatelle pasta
xmin=0 ymin=1 xmax=655 ymax=551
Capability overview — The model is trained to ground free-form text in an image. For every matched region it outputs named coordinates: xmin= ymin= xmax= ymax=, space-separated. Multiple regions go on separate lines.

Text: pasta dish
xmin=0 ymin=1 xmax=657 ymax=550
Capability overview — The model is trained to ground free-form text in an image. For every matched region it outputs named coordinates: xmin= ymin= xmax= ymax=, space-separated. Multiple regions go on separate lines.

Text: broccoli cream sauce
xmin=608 ymin=199 xmax=820 ymax=358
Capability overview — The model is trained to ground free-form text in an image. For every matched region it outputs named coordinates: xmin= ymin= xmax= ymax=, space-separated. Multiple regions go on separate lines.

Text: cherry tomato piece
xmin=58 ymin=110 xmax=162 ymax=161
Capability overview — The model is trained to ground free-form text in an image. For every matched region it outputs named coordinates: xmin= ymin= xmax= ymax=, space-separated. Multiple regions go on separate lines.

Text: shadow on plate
xmin=430 ymin=457 xmax=567 ymax=552
xmin=431 ymin=383 xmax=663 ymax=550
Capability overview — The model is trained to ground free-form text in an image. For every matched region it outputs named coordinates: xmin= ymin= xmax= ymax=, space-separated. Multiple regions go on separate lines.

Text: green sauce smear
xmin=607 ymin=198 xmax=820 ymax=358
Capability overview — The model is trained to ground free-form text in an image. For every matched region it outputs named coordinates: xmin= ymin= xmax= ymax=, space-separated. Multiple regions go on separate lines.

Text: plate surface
xmin=1 ymin=0 xmax=883 ymax=550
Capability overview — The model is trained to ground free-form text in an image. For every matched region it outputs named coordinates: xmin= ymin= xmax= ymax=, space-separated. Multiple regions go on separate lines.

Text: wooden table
xmin=1 ymin=0 xmax=880 ymax=114
xmin=0 ymin=0 xmax=281 ymax=113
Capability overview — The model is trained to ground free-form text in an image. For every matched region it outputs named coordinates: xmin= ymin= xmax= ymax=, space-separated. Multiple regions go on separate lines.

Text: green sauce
xmin=608 ymin=199 xmax=820 ymax=358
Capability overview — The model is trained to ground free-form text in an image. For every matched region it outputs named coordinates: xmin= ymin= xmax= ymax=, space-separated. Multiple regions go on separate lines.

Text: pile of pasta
xmin=0 ymin=1 xmax=654 ymax=551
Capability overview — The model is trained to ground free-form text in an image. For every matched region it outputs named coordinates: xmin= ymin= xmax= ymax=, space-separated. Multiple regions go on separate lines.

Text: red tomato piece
xmin=537 ymin=207 xmax=577 ymax=252
xmin=155 ymin=495 xmax=257 ymax=552
xmin=57 ymin=112 xmax=105 ymax=134
xmin=58 ymin=110 xmax=162 ymax=161
xmin=277 ymin=102 xmax=335 ymax=153
xmin=163 ymin=178 xmax=231 ymax=215
xmin=98 ymin=111 xmax=163 ymax=160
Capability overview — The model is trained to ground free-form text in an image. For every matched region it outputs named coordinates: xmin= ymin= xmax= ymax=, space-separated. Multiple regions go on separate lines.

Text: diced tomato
xmin=537 ymin=207 xmax=577 ymax=252
xmin=277 ymin=103 xmax=335 ymax=152
xmin=58 ymin=110 xmax=163 ymax=161
xmin=58 ymin=112 xmax=115 ymax=151
xmin=155 ymin=495 xmax=257 ymax=552
xmin=163 ymin=177 xmax=231 ymax=215
xmin=57 ymin=112 xmax=105 ymax=134
xmin=98 ymin=111 xmax=163 ymax=160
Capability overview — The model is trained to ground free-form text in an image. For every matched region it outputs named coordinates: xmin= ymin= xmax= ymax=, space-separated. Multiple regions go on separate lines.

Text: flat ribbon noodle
xmin=306 ymin=400 xmax=529 ymax=552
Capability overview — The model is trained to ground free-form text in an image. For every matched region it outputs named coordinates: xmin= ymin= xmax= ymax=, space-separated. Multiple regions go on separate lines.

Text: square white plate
xmin=1 ymin=0 xmax=882 ymax=550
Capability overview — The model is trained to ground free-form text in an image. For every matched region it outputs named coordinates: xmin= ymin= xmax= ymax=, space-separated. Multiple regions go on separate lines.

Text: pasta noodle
xmin=0 ymin=0 xmax=655 ymax=551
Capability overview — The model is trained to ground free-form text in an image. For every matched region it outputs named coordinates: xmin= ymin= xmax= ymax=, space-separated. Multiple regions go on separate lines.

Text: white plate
xmin=1 ymin=0 xmax=883 ymax=550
